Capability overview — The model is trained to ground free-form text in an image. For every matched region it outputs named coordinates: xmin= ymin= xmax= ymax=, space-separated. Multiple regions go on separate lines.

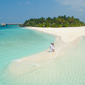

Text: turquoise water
xmin=2 ymin=37 xmax=85 ymax=85
xmin=0 ymin=26 xmax=85 ymax=85
xmin=0 ymin=26 xmax=55 ymax=85
xmin=0 ymin=27 xmax=55 ymax=68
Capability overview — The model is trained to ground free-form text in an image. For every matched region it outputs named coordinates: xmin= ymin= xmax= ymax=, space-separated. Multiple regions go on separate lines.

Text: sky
xmin=0 ymin=0 xmax=85 ymax=24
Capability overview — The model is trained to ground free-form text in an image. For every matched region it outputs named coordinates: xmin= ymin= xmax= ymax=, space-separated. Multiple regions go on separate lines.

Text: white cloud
xmin=26 ymin=1 xmax=30 ymax=4
xmin=19 ymin=1 xmax=30 ymax=5
xmin=8 ymin=17 xmax=12 ymax=19
xmin=15 ymin=17 xmax=18 ymax=19
xmin=19 ymin=2 xmax=22 ymax=5
xmin=56 ymin=0 xmax=85 ymax=12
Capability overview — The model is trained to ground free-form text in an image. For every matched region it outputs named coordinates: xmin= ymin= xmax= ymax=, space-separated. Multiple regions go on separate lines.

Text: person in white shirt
xmin=52 ymin=43 xmax=55 ymax=52
xmin=50 ymin=43 xmax=53 ymax=52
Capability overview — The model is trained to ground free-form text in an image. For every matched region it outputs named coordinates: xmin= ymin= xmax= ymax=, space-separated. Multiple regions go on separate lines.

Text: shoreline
xmin=8 ymin=26 xmax=85 ymax=74
xmin=25 ymin=26 xmax=85 ymax=42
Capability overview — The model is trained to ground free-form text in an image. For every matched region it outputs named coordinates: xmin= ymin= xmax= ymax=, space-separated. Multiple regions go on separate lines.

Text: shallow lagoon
xmin=0 ymin=26 xmax=55 ymax=85
xmin=0 ymin=26 xmax=85 ymax=85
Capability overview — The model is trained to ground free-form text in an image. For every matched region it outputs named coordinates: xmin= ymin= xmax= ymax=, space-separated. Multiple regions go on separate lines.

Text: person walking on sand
xmin=50 ymin=43 xmax=53 ymax=52
xmin=52 ymin=43 xmax=55 ymax=52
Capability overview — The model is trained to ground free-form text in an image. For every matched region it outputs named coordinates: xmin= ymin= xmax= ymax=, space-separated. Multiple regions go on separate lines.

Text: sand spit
xmin=8 ymin=27 xmax=85 ymax=75
xmin=25 ymin=26 xmax=85 ymax=43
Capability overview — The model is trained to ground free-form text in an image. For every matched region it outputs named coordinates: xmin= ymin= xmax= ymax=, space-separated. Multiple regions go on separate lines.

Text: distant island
xmin=0 ymin=23 xmax=23 ymax=27
xmin=22 ymin=15 xmax=85 ymax=27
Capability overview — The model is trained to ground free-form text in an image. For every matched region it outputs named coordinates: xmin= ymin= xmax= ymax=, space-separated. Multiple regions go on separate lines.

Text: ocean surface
xmin=0 ymin=25 xmax=85 ymax=85
xmin=0 ymin=25 xmax=55 ymax=85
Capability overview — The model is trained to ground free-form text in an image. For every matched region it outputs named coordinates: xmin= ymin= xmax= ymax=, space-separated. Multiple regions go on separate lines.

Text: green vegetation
xmin=23 ymin=15 xmax=85 ymax=27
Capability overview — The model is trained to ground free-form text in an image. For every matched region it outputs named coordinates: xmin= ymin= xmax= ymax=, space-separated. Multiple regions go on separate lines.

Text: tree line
xmin=22 ymin=15 xmax=85 ymax=27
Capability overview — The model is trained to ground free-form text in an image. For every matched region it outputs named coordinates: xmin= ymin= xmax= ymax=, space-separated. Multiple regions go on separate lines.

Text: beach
xmin=1 ymin=26 xmax=85 ymax=85
xmin=26 ymin=26 xmax=85 ymax=43
xmin=8 ymin=26 xmax=85 ymax=74
xmin=1 ymin=0 xmax=85 ymax=84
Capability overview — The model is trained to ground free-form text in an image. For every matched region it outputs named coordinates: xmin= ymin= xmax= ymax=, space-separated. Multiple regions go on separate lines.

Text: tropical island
xmin=23 ymin=15 xmax=85 ymax=27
